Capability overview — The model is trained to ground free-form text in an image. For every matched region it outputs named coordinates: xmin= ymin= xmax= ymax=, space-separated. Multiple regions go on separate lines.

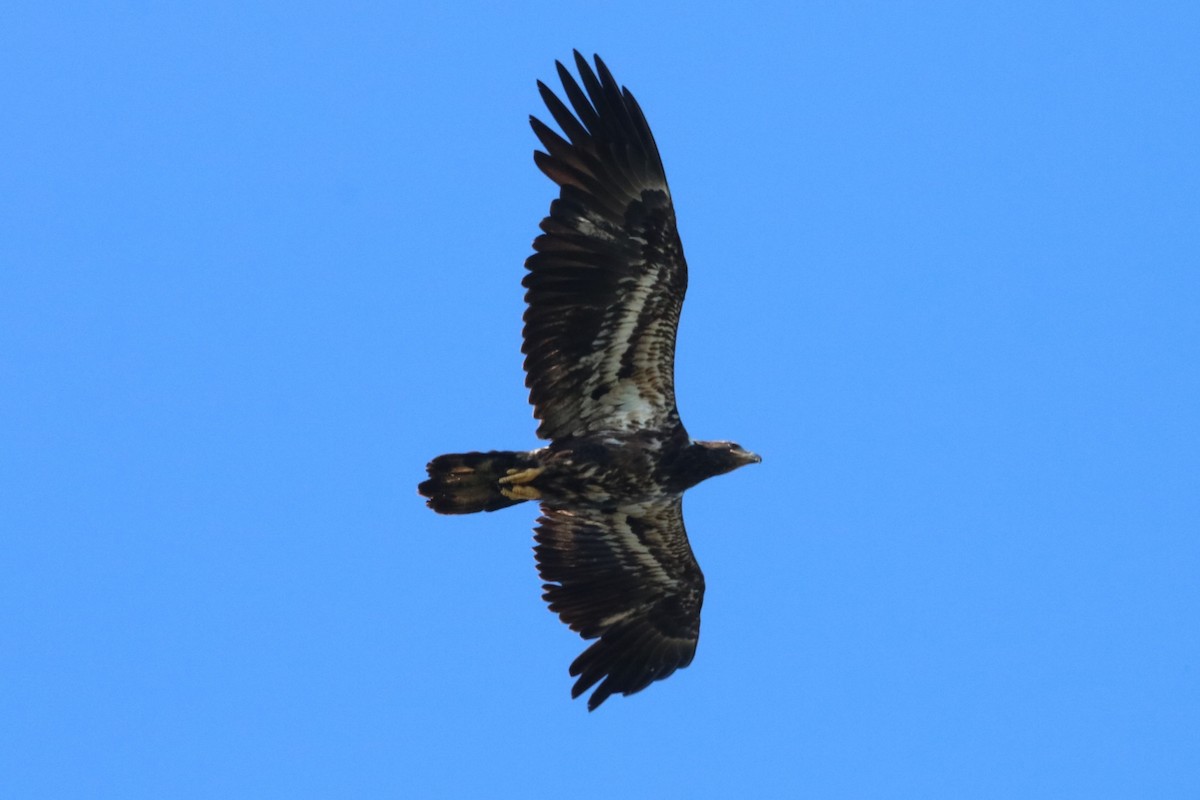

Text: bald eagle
xmin=419 ymin=52 xmax=759 ymax=710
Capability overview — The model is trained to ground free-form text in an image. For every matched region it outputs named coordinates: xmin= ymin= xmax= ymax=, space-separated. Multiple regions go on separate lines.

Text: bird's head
xmin=689 ymin=440 xmax=762 ymax=480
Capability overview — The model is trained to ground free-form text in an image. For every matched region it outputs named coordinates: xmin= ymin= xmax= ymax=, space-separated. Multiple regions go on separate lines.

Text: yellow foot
xmin=498 ymin=467 xmax=544 ymax=486
xmin=501 ymin=485 xmax=542 ymax=501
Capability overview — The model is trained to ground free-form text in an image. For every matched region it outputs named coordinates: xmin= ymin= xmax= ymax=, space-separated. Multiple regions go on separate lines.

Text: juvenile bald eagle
xmin=419 ymin=52 xmax=759 ymax=711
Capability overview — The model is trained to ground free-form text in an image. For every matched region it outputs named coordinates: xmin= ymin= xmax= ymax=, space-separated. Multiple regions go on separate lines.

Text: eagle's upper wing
xmin=534 ymin=498 xmax=704 ymax=710
xmin=523 ymin=52 xmax=687 ymax=441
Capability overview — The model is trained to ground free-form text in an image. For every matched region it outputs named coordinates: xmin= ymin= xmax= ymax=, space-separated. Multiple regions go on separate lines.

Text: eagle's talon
xmin=501 ymin=485 xmax=542 ymax=501
xmin=498 ymin=467 xmax=544 ymax=486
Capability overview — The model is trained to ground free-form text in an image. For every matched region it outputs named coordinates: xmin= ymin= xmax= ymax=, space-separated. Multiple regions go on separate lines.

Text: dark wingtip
xmin=593 ymin=54 xmax=616 ymax=88
xmin=555 ymin=58 xmax=574 ymax=86
xmin=586 ymin=687 xmax=613 ymax=711
xmin=571 ymin=677 xmax=613 ymax=712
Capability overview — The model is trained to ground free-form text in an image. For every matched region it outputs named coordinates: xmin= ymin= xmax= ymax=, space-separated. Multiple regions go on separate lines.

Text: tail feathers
xmin=419 ymin=450 xmax=538 ymax=514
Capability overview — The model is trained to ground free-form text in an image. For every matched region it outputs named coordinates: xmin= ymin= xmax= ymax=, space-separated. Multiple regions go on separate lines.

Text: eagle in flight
xmin=419 ymin=52 xmax=760 ymax=710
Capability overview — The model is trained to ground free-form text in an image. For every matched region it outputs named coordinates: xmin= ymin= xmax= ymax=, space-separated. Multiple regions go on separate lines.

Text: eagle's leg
xmin=498 ymin=466 xmax=544 ymax=501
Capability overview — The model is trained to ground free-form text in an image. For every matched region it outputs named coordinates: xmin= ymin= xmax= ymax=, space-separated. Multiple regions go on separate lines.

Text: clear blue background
xmin=3 ymin=2 xmax=1197 ymax=797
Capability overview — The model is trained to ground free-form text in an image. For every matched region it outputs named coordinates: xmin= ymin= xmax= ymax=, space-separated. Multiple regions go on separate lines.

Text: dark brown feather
xmin=534 ymin=499 xmax=704 ymax=710
xmin=523 ymin=52 xmax=688 ymax=441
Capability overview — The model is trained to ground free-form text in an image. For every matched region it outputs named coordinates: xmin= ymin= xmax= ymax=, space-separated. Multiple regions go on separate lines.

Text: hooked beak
xmin=740 ymin=450 xmax=762 ymax=466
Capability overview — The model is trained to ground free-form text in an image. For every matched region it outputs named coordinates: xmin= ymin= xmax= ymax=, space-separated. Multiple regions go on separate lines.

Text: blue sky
xmin=3 ymin=2 xmax=1198 ymax=797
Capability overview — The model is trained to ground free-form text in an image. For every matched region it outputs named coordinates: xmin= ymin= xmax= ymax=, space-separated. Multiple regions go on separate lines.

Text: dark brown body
xmin=419 ymin=431 xmax=758 ymax=515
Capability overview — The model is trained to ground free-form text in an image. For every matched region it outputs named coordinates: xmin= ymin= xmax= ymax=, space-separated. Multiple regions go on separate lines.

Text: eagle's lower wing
xmin=533 ymin=498 xmax=704 ymax=710
xmin=523 ymin=52 xmax=687 ymax=441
